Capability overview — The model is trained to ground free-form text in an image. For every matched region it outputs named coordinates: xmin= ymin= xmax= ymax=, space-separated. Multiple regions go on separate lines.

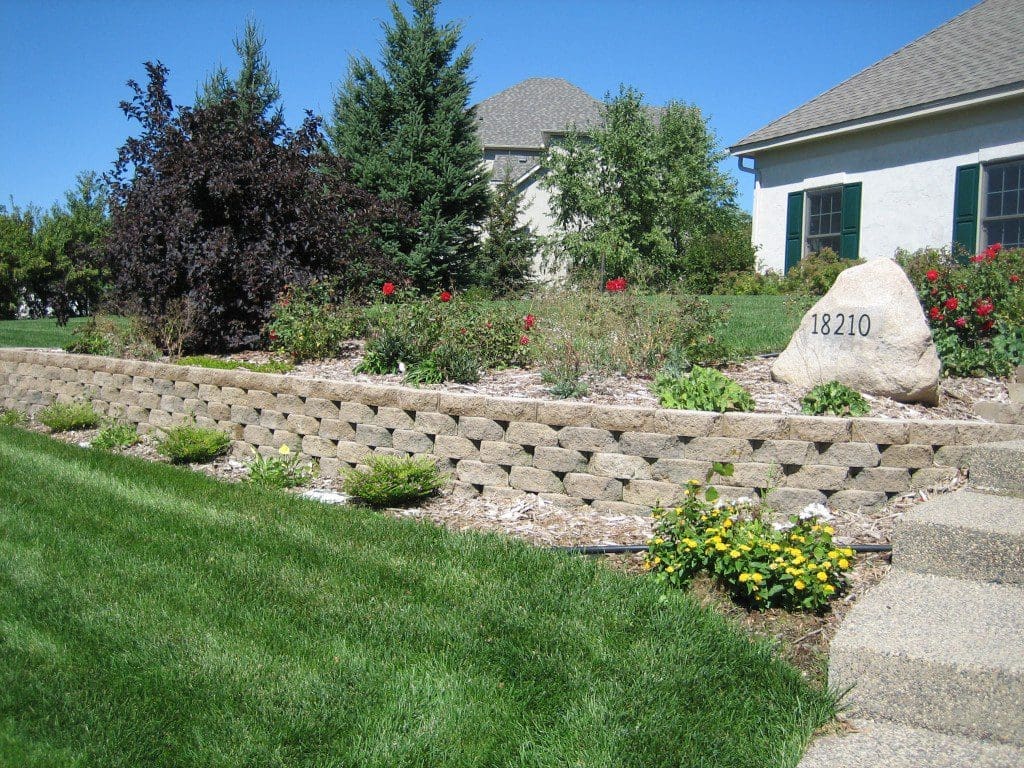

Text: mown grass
xmin=0 ymin=427 xmax=834 ymax=767
xmin=0 ymin=317 xmax=89 ymax=349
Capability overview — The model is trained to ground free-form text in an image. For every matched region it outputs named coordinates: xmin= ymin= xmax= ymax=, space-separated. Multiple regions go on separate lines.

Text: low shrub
xmin=245 ymin=444 xmax=312 ymax=489
xmin=800 ymin=381 xmax=869 ymax=417
xmin=902 ymin=244 xmax=1024 ymax=376
xmin=342 ymin=455 xmax=448 ymax=507
xmin=653 ymin=365 xmax=754 ymax=412
xmin=645 ymin=470 xmax=854 ymax=612
xmin=781 ymin=248 xmax=861 ymax=296
xmin=157 ymin=425 xmax=231 ymax=464
xmin=64 ymin=315 xmax=160 ymax=360
xmin=0 ymin=408 xmax=27 ymax=427
xmin=266 ymin=282 xmax=368 ymax=362
xmin=541 ymin=338 xmax=589 ymax=399
xmin=713 ymin=269 xmax=785 ymax=296
xmin=38 ymin=401 xmax=102 ymax=432
xmin=176 ymin=355 xmax=294 ymax=374
xmin=91 ymin=421 xmax=141 ymax=451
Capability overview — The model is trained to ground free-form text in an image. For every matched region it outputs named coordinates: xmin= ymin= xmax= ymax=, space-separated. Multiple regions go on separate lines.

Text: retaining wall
xmin=3 ymin=348 xmax=1023 ymax=515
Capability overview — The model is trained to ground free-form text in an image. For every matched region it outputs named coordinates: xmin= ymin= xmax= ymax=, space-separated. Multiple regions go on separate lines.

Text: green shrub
xmin=800 ymin=381 xmax=869 ymax=417
xmin=91 ymin=421 xmax=141 ymax=450
xmin=645 ymin=474 xmax=854 ymax=612
xmin=653 ymin=366 xmax=754 ymax=412
xmin=0 ymin=408 xmax=27 ymax=427
xmin=541 ymin=338 xmax=589 ymax=399
xmin=157 ymin=425 xmax=231 ymax=464
xmin=342 ymin=455 xmax=448 ymax=507
xmin=712 ymin=269 xmax=785 ymax=296
xmin=38 ymin=401 xmax=102 ymax=432
xmin=782 ymin=249 xmax=861 ymax=296
xmin=64 ymin=315 xmax=160 ymax=360
xmin=266 ymin=282 xmax=368 ymax=362
xmin=681 ymin=225 xmax=758 ymax=294
xmin=245 ymin=444 xmax=312 ymax=489
xmin=176 ymin=355 xmax=294 ymax=374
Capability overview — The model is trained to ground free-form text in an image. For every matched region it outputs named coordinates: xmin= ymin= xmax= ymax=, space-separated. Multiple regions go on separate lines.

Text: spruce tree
xmin=329 ymin=0 xmax=489 ymax=291
xmin=198 ymin=18 xmax=283 ymax=129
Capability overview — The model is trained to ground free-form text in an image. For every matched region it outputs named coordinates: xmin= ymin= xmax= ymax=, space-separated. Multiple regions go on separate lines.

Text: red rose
xmin=440 ymin=290 xmax=452 ymax=303
xmin=605 ymin=277 xmax=627 ymax=292
xmin=1011 ymin=275 xmax=1020 ymax=284
xmin=382 ymin=282 xmax=395 ymax=296
xmin=523 ymin=314 xmax=536 ymax=330
xmin=976 ymin=300 xmax=994 ymax=317
xmin=928 ymin=306 xmax=942 ymax=321
xmin=971 ymin=254 xmax=985 ymax=263
xmin=954 ymin=317 xmax=967 ymax=328
xmin=981 ymin=319 xmax=995 ymax=331
xmin=926 ymin=269 xmax=939 ymax=282
xmin=519 ymin=335 xmax=529 ymax=345
xmin=944 ymin=297 xmax=958 ymax=311
xmin=985 ymin=243 xmax=1002 ymax=260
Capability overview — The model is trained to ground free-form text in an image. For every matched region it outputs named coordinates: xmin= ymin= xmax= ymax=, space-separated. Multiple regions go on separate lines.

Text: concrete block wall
xmin=3 ymin=349 xmax=1023 ymax=515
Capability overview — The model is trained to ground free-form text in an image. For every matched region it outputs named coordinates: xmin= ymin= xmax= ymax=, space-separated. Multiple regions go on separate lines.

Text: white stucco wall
xmin=748 ymin=96 xmax=1024 ymax=274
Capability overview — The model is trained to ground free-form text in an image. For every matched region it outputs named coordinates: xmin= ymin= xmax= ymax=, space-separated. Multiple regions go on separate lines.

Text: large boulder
xmin=772 ymin=259 xmax=941 ymax=404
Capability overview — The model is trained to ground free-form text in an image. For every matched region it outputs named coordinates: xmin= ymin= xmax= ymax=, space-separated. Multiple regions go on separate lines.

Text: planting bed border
xmin=2 ymin=348 xmax=1023 ymax=515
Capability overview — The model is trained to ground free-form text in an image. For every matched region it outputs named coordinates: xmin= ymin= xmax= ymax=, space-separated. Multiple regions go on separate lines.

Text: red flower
xmin=970 ymin=254 xmax=985 ymax=263
xmin=279 ymin=298 xmax=291 ymax=307
xmin=605 ymin=277 xmax=627 ymax=292
xmin=954 ymin=316 xmax=967 ymax=328
xmin=944 ymin=297 xmax=958 ymax=311
xmin=269 ymin=330 xmax=279 ymax=340
xmin=976 ymin=299 xmax=994 ymax=317
xmin=928 ymin=306 xmax=942 ymax=321
xmin=926 ymin=269 xmax=940 ymax=282
xmin=523 ymin=314 xmax=536 ymax=330
xmin=1011 ymin=274 xmax=1020 ymax=284
xmin=519 ymin=335 xmax=529 ymax=345
xmin=981 ymin=319 xmax=995 ymax=332
xmin=440 ymin=290 xmax=452 ymax=303
xmin=984 ymin=243 xmax=1002 ymax=260
xmin=382 ymin=282 xmax=395 ymax=296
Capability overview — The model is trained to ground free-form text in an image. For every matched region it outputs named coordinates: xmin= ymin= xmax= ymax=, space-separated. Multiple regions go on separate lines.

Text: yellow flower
xmin=665 ymin=565 xmax=675 ymax=573
xmin=278 ymin=444 xmax=291 ymax=455
xmin=842 ymin=547 xmax=854 ymax=557
xmin=730 ymin=549 xmax=741 ymax=559
xmin=823 ymin=525 xmax=835 ymax=535
xmin=738 ymin=573 xmax=750 ymax=583
xmin=828 ymin=550 xmax=840 ymax=560
xmin=739 ymin=544 xmax=751 ymax=552
xmin=642 ymin=561 xmax=652 ymax=571
xmin=823 ymin=584 xmax=836 ymax=594
xmin=674 ymin=507 xmax=683 ymax=516
xmin=794 ymin=580 xmax=806 ymax=590
xmin=652 ymin=557 xmax=661 ymax=565
xmin=653 ymin=537 xmax=664 ymax=545
xmin=722 ymin=519 xmax=733 ymax=529
xmin=715 ymin=542 xmax=728 ymax=552
xmin=817 ymin=571 xmax=828 ymax=582
xmin=838 ymin=558 xmax=850 ymax=569
xmin=683 ymin=538 xmax=698 ymax=549
xmin=751 ymin=573 xmax=764 ymax=583
xmin=769 ymin=543 xmax=781 ymax=552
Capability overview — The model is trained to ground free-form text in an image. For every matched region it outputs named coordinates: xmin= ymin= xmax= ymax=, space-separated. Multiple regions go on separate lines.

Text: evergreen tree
xmin=328 ymin=0 xmax=489 ymax=291
xmin=476 ymin=176 xmax=536 ymax=295
xmin=198 ymin=18 xmax=283 ymax=129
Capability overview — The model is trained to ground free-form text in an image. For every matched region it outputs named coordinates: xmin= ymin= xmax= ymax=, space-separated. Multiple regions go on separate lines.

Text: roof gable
xmin=475 ymin=77 xmax=604 ymax=149
xmin=732 ymin=0 xmax=1024 ymax=153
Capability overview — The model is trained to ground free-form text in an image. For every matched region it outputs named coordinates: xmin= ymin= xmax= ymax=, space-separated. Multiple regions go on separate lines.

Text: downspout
xmin=736 ymin=154 xmax=760 ymax=268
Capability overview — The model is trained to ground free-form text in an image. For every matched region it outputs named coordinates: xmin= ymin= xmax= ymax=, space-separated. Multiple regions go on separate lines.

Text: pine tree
xmin=328 ymin=0 xmax=489 ymax=291
xmin=476 ymin=177 xmax=536 ymax=295
xmin=198 ymin=18 xmax=283 ymax=129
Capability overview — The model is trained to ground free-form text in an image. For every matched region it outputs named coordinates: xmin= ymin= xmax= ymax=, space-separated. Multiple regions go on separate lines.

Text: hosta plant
xmin=800 ymin=381 xmax=869 ymax=417
xmin=653 ymin=365 xmax=754 ymax=412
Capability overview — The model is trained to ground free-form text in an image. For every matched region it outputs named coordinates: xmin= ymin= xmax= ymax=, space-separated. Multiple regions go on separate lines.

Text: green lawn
xmin=0 ymin=317 xmax=88 ymax=349
xmin=0 ymin=427 xmax=833 ymax=767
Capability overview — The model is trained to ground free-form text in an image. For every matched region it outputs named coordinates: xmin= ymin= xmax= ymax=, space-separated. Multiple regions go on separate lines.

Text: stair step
xmin=798 ymin=719 xmax=1024 ymax=768
xmin=969 ymin=440 xmax=1024 ymax=494
xmin=829 ymin=570 xmax=1024 ymax=746
xmin=892 ymin=490 xmax=1024 ymax=583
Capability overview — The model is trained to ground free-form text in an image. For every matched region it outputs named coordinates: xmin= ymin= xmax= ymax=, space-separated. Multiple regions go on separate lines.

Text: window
xmin=982 ymin=159 xmax=1024 ymax=249
xmin=804 ymin=188 xmax=843 ymax=255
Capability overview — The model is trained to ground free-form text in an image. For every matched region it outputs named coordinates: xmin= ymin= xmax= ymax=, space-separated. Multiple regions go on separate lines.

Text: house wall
xmin=750 ymin=97 xmax=1024 ymax=273
xmin=4 ymin=349 xmax=1022 ymax=515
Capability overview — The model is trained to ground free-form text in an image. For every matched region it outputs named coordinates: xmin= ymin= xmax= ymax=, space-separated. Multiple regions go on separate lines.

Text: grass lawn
xmin=0 ymin=427 xmax=833 ymax=767
xmin=0 ymin=317 xmax=88 ymax=349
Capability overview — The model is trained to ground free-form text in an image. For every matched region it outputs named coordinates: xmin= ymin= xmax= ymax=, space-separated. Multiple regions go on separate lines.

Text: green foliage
xmin=38 ymin=401 xmax=102 ymax=432
xmin=266 ymin=282 xmax=367 ymax=362
xmin=782 ymin=248 xmax=860 ymax=296
xmin=800 ymin=381 xmax=870 ymax=417
xmin=541 ymin=338 xmax=589 ymax=399
xmin=157 ymin=425 xmax=231 ymax=464
xmin=646 ymin=485 xmax=854 ymax=612
xmin=541 ymin=85 xmax=737 ymax=288
xmin=197 ymin=18 xmax=283 ymax=130
xmin=91 ymin=421 xmax=141 ymax=451
xmin=176 ymin=356 xmax=294 ymax=374
xmin=679 ymin=209 xmax=757 ymax=294
xmin=0 ymin=408 xmax=27 ymax=427
xmin=901 ymin=244 xmax=1024 ymax=376
xmin=653 ymin=365 xmax=754 ymax=412
xmin=342 ymin=454 xmax=448 ymax=507
xmin=713 ymin=268 xmax=786 ymax=296
xmin=245 ymin=444 xmax=312 ymax=489
xmin=476 ymin=176 xmax=537 ymax=295
xmin=329 ymin=0 xmax=490 ymax=291
xmin=63 ymin=314 xmax=159 ymax=359
xmin=0 ymin=203 xmax=35 ymax=319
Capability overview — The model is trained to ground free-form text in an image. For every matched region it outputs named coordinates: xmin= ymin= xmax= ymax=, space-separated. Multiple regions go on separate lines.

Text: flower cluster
xmin=645 ymin=483 xmax=854 ymax=612
xmin=604 ymin=276 xmax=627 ymax=292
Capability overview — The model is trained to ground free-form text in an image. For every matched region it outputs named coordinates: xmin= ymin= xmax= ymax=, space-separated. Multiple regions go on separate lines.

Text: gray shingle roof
xmin=732 ymin=0 xmax=1024 ymax=153
xmin=476 ymin=77 xmax=604 ymax=148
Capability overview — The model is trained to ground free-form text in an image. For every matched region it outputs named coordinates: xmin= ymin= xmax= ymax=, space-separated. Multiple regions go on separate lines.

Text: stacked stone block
xmin=3 ymin=348 xmax=1023 ymax=515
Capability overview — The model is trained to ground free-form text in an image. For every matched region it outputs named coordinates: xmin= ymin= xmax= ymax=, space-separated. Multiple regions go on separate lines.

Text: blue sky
xmin=1 ymin=0 xmax=975 ymax=213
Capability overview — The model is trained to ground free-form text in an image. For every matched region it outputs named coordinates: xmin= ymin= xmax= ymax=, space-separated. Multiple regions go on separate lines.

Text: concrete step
xmin=829 ymin=570 xmax=1024 ymax=746
xmin=969 ymin=440 xmax=1024 ymax=495
xmin=798 ymin=719 xmax=1024 ymax=768
xmin=892 ymin=490 xmax=1024 ymax=583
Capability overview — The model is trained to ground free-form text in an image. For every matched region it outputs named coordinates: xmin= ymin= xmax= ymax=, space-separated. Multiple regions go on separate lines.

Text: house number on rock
xmin=810 ymin=311 xmax=873 ymax=337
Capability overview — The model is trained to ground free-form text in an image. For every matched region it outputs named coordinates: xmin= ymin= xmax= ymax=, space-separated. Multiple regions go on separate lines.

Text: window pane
xmin=987 ymin=191 xmax=1003 ymax=217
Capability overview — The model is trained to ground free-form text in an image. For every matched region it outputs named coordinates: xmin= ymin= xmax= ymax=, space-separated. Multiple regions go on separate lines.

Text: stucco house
xmin=475 ymin=77 xmax=604 ymax=241
xmin=730 ymin=0 xmax=1024 ymax=274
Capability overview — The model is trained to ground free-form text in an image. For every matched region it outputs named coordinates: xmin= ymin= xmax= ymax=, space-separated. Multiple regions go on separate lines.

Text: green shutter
xmin=839 ymin=182 xmax=861 ymax=260
xmin=785 ymin=191 xmax=803 ymax=273
xmin=952 ymin=164 xmax=980 ymax=261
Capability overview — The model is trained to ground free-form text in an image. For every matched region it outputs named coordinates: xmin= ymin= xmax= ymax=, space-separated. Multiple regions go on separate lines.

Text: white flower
xmin=733 ymin=496 xmax=755 ymax=506
xmin=772 ymin=520 xmax=795 ymax=531
xmin=798 ymin=503 xmax=833 ymax=521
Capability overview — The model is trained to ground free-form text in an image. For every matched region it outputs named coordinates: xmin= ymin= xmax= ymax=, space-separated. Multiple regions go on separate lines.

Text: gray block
xmin=969 ymin=441 xmax=1024 ymax=494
